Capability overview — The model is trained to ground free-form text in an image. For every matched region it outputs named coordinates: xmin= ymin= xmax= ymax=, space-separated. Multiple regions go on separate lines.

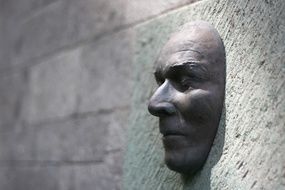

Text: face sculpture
xmin=148 ymin=21 xmax=226 ymax=175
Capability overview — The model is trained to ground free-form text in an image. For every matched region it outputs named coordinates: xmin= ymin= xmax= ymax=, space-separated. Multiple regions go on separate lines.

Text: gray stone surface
xmin=0 ymin=162 xmax=121 ymax=190
xmin=1 ymin=112 xmax=116 ymax=162
xmin=1 ymin=0 xmax=58 ymax=20
xmin=0 ymin=72 xmax=27 ymax=126
xmin=21 ymin=28 xmax=133 ymax=124
xmin=22 ymin=49 xmax=81 ymax=124
xmin=1 ymin=0 xmax=283 ymax=189
xmin=105 ymin=108 xmax=130 ymax=152
xmin=8 ymin=1 xmax=71 ymax=68
xmin=125 ymin=0 xmax=200 ymax=23
xmin=124 ymin=0 xmax=285 ymax=189
xmin=32 ymin=114 xmax=108 ymax=162
xmin=0 ymin=0 xmax=134 ymax=189
xmin=0 ymin=107 xmax=127 ymax=189
xmin=78 ymin=30 xmax=133 ymax=113
xmin=0 ymin=0 xmax=202 ymax=72
xmin=2 ymin=0 xmax=127 ymax=71
xmin=0 ymin=166 xmax=61 ymax=190
xmin=65 ymin=0 xmax=126 ymax=44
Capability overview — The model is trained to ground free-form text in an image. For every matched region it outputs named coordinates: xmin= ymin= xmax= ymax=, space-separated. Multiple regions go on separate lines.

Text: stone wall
xmin=1 ymin=0 xmax=284 ymax=189
xmin=124 ymin=0 xmax=285 ymax=190
xmin=0 ymin=0 xmax=200 ymax=189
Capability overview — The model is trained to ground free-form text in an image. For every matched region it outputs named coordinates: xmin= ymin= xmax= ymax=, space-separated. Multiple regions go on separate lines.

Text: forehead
xmin=156 ymin=25 xmax=221 ymax=69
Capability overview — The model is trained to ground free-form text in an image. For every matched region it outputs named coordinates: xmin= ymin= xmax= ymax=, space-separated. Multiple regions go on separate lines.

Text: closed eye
xmin=154 ymin=71 xmax=165 ymax=86
xmin=170 ymin=75 xmax=202 ymax=92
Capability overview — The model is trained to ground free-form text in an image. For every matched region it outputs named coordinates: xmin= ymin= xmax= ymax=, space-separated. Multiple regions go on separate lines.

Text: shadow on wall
xmin=183 ymin=106 xmax=226 ymax=189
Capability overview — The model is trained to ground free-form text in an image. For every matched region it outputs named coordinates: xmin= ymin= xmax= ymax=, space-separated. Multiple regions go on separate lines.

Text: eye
xmin=154 ymin=71 xmax=165 ymax=86
xmin=178 ymin=77 xmax=193 ymax=91
xmin=155 ymin=75 xmax=165 ymax=86
xmin=172 ymin=75 xmax=201 ymax=92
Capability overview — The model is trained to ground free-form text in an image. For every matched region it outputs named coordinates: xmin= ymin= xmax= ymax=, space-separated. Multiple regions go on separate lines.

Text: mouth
xmin=161 ymin=131 xmax=185 ymax=138
xmin=159 ymin=116 xmax=186 ymax=139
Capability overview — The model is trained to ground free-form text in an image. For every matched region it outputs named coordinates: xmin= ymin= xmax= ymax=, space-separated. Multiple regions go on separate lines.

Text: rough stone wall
xmin=124 ymin=0 xmax=285 ymax=190
xmin=0 ymin=0 xmax=200 ymax=190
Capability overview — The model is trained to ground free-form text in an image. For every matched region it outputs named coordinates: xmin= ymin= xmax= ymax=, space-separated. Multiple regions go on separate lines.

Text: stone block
xmin=0 ymin=15 xmax=10 ymax=71
xmin=106 ymin=109 xmax=130 ymax=152
xmin=0 ymin=123 xmax=35 ymax=161
xmin=6 ymin=0 xmax=126 ymax=70
xmin=22 ymin=48 xmax=81 ymax=124
xmin=0 ymin=72 xmax=27 ymax=126
xmin=78 ymin=30 xmax=133 ymax=113
xmin=125 ymin=0 xmax=200 ymax=23
xmin=68 ymin=162 xmax=119 ymax=190
xmin=1 ymin=0 xmax=58 ymax=20
xmin=65 ymin=0 xmax=125 ymax=42
xmin=0 ymin=163 xmax=120 ymax=190
xmin=0 ymin=113 xmax=109 ymax=162
xmin=33 ymin=114 xmax=109 ymax=162
xmin=9 ymin=1 xmax=70 ymax=68
xmin=1 ymin=0 xmax=202 ymax=70
xmin=0 ymin=166 xmax=60 ymax=190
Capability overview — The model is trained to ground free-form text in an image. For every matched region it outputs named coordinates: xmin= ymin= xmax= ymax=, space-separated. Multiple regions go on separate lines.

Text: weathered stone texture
xmin=78 ymin=30 xmax=133 ymax=113
xmin=0 ymin=72 xmax=27 ymax=127
xmin=21 ymin=28 xmax=132 ymax=123
xmin=22 ymin=49 xmax=81 ymax=124
xmin=124 ymin=0 xmax=285 ymax=189
xmin=0 ymin=0 xmax=133 ymax=189
xmin=1 ymin=0 xmax=284 ymax=189
xmin=1 ymin=0 xmax=126 ymax=71
xmin=1 ymin=107 xmax=128 ymax=162
xmin=0 ymin=162 xmax=121 ymax=190
xmin=125 ymin=0 xmax=200 ymax=23
xmin=0 ymin=109 xmax=128 ymax=189
xmin=0 ymin=0 xmax=202 ymax=73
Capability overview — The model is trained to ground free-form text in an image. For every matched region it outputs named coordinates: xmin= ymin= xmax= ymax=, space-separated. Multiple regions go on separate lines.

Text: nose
xmin=148 ymin=80 xmax=176 ymax=117
xmin=148 ymin=102 xmax=176 ymax=117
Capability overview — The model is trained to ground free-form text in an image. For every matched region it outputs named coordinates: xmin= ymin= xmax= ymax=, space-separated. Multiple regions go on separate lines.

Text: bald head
xmin=156 ymin=21 xmax=226 ymax=84
xmin=158 ymin=21 xmax=225 ymax=65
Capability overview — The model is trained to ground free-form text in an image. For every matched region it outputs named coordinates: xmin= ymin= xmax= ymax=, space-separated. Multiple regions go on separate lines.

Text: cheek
xmin=174 ymin=89 xmax=217 ymax=123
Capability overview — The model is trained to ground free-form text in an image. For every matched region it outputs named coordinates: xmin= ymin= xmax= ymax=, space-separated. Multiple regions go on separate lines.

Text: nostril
xmin=148 ymin=102 xmax=176 ymax=117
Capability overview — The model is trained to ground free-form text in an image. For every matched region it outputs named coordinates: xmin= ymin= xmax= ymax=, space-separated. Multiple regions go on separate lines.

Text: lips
xmin=159 ymin=116 xmax=186 ymax=137
xmin=161 ymin=130 xmax=185 ymax=137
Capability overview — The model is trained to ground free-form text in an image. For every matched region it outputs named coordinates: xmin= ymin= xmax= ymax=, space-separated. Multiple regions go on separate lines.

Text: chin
xmin=164 ymin=148 xmax=207 ymax=175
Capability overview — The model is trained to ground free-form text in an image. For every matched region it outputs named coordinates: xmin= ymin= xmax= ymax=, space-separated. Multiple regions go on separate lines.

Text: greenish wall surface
xmin=124 ymin=0 xmax=285 ymax=189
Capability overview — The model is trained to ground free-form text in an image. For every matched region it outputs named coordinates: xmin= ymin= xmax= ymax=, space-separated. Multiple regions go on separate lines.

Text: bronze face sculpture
xmin=148 ymin=21 xmax=226 ymax=175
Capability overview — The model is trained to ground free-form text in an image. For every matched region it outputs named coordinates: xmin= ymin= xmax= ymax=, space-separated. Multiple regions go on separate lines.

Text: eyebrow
xmin=168 ymin=61 xmax=208 ymax=73
xmin=176 ymin=49 xmax=202 ymax=55
xmin=154 ymin=61 xmax=209 ymax=80
xmin=171 ymin=61 xmax=202 ymax=67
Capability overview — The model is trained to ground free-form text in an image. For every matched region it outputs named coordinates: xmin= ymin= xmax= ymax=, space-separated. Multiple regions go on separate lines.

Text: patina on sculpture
xmin=148 ymin=21 xmax=226 ymax=175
